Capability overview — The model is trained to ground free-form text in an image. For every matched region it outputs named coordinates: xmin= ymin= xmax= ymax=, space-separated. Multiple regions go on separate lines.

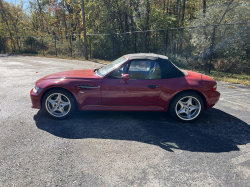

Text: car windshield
xmin=96 ymin=56 xmax=128 ymax=77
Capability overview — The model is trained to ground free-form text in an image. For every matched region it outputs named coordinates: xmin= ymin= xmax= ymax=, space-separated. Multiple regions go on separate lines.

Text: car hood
xmin=38 ymin=69 xmax=101 ymax=81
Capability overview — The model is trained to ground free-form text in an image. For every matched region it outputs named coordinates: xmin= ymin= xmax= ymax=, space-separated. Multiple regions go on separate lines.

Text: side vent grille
xmin=78 ymin=85 xmax=100 ymax=89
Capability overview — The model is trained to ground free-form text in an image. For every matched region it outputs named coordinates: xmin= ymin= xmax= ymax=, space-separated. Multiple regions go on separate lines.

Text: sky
xmin=5 ymin=0 xmax=24 ymax=4
xmin=4 ymin=0 xmax=30 ymax=9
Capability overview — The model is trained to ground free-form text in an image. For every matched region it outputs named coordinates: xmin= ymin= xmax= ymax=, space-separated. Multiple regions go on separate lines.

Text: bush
xmin=168 ymin=54 xmax=203 ymax=70
xmin=214 ymin=58 xmax=250 ymax=74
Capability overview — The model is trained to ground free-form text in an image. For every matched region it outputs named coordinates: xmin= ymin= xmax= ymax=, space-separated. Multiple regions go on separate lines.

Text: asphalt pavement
xmin=0 ymin=54 xmax=250 ymax=187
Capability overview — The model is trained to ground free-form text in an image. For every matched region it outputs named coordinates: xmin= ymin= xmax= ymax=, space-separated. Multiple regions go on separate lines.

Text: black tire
xmin=169 ymin=92 xmax=204 ymax=122
xmin=42 ymin=89 xmax=77 ymax=119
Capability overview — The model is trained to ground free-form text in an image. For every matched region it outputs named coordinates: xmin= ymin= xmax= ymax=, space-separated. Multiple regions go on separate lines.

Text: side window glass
xmin=128 ymin=60 xmax=161 ymax=79
xmin=107 ymin=63 xmax=128 ymax=79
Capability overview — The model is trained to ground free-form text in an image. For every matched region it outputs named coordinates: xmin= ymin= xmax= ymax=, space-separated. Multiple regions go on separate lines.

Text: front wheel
xmin=42 ymin=89 xmax=77 ymax=119
xmin=169 ymin=92 xmax=204 ymax=122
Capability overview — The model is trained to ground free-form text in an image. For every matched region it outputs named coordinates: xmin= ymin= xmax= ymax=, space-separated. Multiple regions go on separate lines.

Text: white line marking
xmin=220 ymin=98 xmax=250 ymax=109
xmin=219 ymin=91 xmax=249 ymax=94
xmin=231 ymin=152 xmax=250 ymax=165
xmin=224 ymin=93 xmax=250 ymax=98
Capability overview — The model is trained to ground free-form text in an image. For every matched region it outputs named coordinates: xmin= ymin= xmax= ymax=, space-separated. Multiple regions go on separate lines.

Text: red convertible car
xmin=30 ymin=53 xmax=220 ymax=122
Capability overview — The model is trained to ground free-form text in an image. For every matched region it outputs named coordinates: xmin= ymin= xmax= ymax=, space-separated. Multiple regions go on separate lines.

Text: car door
xmin=101 ymin=60 xmax=162 ymax=106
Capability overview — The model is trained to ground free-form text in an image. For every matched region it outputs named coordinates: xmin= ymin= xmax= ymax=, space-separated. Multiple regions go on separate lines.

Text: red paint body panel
xmin=38 ymin=69 xmax=101 ymax=81
xmin=101 ymin=78 xmax=161 ymax=106
xmin=70 ymin=79 xmax=102 ymax=109
xmin=202 ymin=74 xmax=216 ymax=82
xmin=185 ymin=70 xmax=203 ymax=79
xmin=30 ymin=89 xmax=42 ymax=109
xmin=31 ymin=69 xmax=103 ymax=110
xmin=30 ymin=65 xmax=220 ymax=112
xmin=203 ymin=91 xmax=220 ymax=109
xmin=157 ymin=72 xmax=220 ymax=110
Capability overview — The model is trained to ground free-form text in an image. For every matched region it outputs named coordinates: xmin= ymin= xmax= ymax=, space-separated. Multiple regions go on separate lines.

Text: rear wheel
xmin=42 ymin=89 xmax=77 ymax=119
xmin=169 ymin=92 xmax=204 ymax=122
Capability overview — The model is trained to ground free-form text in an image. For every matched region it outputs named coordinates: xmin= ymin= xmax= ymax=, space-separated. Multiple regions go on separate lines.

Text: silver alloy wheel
xmin=175 ymin=96 xmax=201 ymax=121
xmin=45 ymin=93 xmax=71 ymax=117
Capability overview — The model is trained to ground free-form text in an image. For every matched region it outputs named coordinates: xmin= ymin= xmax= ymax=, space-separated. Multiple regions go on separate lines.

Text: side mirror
xmin=120 ymin=74 xmax=130 ymax=83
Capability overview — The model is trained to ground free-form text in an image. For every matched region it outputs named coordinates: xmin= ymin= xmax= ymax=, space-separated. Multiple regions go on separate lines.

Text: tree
xmin=191 ymin=0 xmax=250 ymax=72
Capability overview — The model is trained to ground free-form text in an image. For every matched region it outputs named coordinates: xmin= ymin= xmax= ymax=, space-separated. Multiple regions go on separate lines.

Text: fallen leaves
xmin=226 ymin=86 xmax=237 ymax=89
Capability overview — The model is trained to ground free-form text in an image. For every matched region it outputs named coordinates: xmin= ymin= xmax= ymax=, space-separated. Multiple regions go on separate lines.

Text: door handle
xmin=148 ymin=85 xmax=159 ymax=88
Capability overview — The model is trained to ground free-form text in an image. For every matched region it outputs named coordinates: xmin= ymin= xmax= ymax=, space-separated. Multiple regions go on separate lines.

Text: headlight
xmin=33 ymin=86 xmax=40 ymax=93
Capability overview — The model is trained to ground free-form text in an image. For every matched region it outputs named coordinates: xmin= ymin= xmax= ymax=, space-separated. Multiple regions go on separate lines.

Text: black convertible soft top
xmin=125 ymin=53 xmax=186 ymax=79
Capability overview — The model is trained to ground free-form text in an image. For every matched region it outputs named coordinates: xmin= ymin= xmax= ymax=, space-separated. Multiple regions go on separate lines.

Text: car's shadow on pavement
xmin=34 ymin=108 xmax=250 ymax=153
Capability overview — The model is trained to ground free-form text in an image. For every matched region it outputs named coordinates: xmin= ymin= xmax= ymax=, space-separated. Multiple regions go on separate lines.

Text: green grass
xmin=194 ymin=70 xmax=250 ymax=86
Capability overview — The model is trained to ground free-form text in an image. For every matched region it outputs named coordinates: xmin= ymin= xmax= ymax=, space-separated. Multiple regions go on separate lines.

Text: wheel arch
xmin=40 ymin=87 xmax=77 ymax=109
xmin=168 ymin=89 xmax=207 ymax=111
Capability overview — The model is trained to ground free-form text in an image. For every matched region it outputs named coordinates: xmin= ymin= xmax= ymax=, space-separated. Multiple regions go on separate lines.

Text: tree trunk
xmin=176 ymin=0 xmax=179 ymax=15
xmin=181 ymin=0 xmax=186 ymax=26
xmin=63 ymin=0 xmax=68 ymax=40
xmin=163 ymin=0 xmax=165 ymax=14
xmin=80 ymin=0 xmax=88 ymax=60
xmin=209 ymin=0 xmax=235 ymax=73
xmin=143 ymin=31 xmax=146 ymax=53
xmin=167 ymin=0 xmax=170 ymax=14
xmin=202 ymin=0 xmax=206 ymax=63
xmin=178 ymin=0 xmax=186 ymax=51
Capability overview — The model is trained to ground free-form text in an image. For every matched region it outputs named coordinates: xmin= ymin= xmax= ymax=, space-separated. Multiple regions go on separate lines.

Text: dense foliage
xmin=0 ymin=0 xmax=249 ymax=74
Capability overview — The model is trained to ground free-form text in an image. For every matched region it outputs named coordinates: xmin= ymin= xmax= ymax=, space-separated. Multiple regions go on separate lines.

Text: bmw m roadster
xmin=30 ymin=53 xmax=220 ymax=122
